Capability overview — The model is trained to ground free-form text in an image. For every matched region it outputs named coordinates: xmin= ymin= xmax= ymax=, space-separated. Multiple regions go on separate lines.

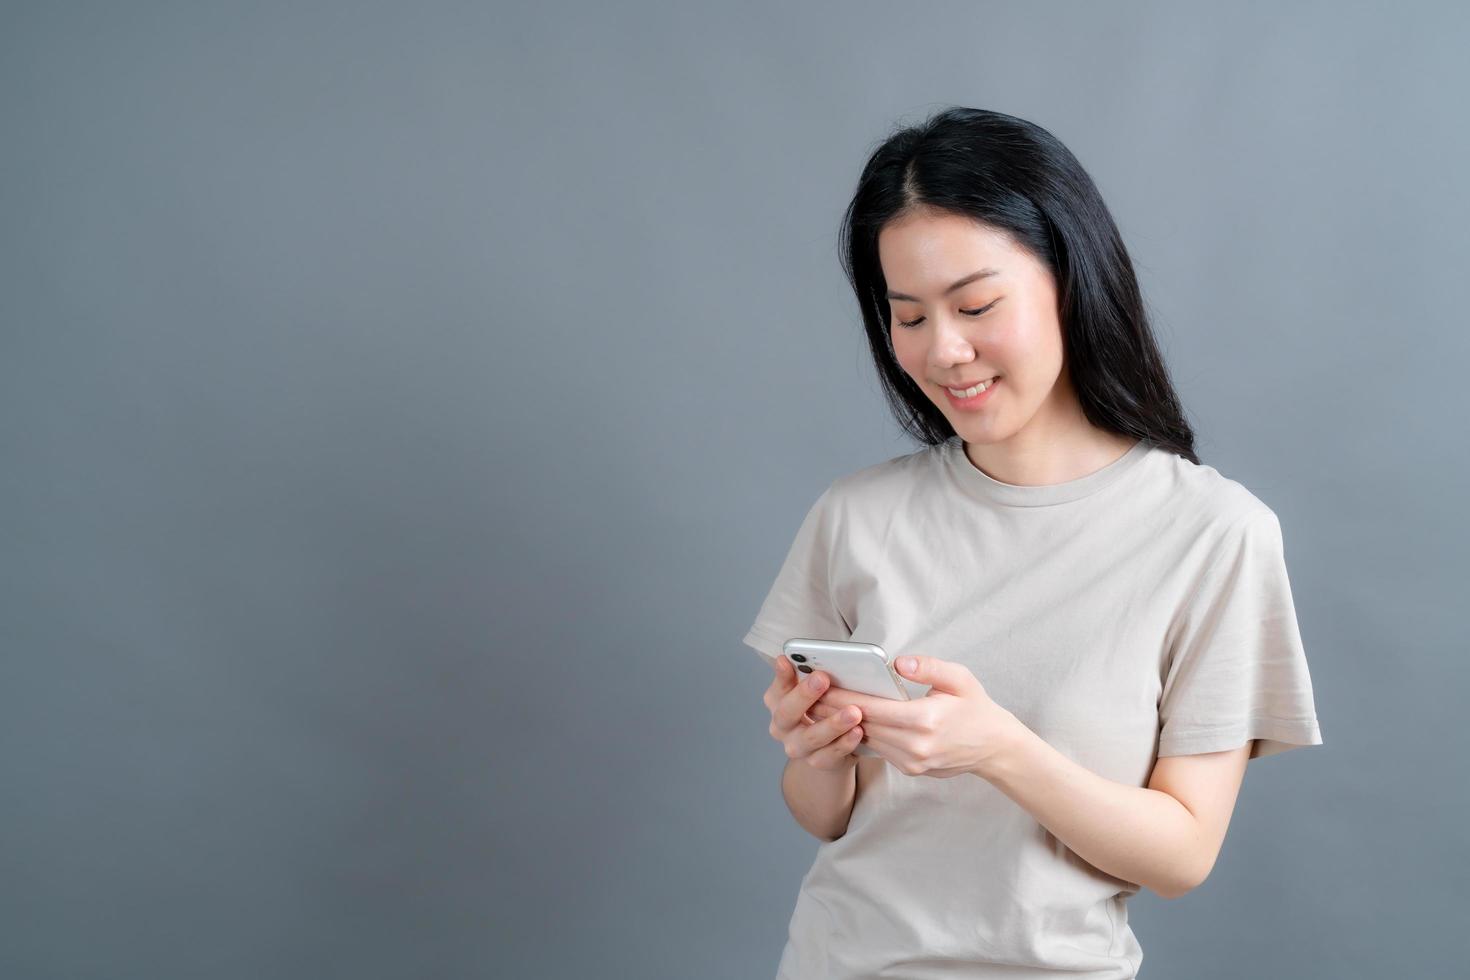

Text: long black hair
xmin=838 ymin=106 xmax=1199 ymax=464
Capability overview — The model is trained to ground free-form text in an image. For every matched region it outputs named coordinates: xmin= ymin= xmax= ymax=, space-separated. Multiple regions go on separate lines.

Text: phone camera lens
xmin=796 ymin=664 xmax=812 ymax=675
xmin=790 ymin=654 xmax=808 ymax=663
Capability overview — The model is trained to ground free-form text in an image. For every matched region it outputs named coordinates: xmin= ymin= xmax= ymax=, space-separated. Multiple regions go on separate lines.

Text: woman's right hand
xmin=764 ymin=655 xmax=865 ymax=770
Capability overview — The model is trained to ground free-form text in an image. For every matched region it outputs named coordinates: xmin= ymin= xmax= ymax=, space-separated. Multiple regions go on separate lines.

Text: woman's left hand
xmin=808 ymin=654 xmax=1022 ymax=780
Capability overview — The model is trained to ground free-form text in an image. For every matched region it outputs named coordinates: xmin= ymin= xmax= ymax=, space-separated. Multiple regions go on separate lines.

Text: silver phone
xmin=782 ymin=638 xmax=931 ymax=757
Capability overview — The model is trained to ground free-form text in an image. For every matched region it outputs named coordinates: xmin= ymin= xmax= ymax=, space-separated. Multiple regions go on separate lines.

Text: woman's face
xmin=879 ymin=210 xmax=1073 ymax=447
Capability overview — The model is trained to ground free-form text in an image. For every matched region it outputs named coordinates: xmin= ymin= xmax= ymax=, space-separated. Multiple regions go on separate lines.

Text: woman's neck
xmin=961 ymin=426 xmax=1138 ymax=488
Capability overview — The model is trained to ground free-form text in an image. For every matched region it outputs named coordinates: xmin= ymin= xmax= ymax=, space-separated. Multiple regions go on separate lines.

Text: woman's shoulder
xmin=823 ymin=443 xmax=942 ymax=507
xmin=1145 ymin=445 xmax=1282 ymax=535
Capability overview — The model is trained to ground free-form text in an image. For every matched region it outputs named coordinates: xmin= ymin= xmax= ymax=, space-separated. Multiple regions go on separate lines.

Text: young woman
xmin=742 ymin=107 xmax=1324 ymax=979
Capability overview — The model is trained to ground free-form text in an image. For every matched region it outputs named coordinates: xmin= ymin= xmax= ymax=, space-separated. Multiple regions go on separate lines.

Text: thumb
xmin=895 ymin=654 xmax=975 ymax=694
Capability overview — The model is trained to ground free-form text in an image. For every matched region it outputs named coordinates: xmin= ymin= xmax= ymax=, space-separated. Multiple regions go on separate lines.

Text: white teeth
xmin=947 ymin=378 xmax=996 ymax=398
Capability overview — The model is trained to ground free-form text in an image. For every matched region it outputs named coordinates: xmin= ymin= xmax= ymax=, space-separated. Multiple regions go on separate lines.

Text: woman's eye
xmin=896 ymin=300 xmax=997 ymax=330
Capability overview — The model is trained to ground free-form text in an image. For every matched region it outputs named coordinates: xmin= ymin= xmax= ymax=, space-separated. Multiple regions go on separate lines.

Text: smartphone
xmin=782 ymin=638 xmax=931 ymax=757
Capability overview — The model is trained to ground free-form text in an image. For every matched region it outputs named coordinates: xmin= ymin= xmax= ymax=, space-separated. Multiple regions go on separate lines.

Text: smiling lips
xmin=943 ymin=376 xmax=998 ymax=397
xmin=943 ymin=376 xmax=999 ymax=409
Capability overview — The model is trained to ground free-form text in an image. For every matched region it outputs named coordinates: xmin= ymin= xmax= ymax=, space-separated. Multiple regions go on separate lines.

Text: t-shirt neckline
xmin=943 ymin=435 xmax=1152 ymax=507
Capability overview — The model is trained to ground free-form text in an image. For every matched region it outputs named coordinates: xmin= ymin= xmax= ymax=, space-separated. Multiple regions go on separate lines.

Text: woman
xmin=742 ymin=107 xmax=1324 ymax=979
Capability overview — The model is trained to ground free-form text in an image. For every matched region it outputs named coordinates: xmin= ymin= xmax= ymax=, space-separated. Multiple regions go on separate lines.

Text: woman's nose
xmin=928 ymin=318 xmax=977 ymax=366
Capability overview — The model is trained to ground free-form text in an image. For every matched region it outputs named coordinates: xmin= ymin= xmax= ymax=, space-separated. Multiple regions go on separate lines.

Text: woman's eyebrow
xmin=886 ymin=267 xmax=1001 ymax=302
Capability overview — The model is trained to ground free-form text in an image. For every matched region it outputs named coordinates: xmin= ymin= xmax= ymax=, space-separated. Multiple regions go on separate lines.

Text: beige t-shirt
xmin=742 ymin=435 xmax=1324 ymax=980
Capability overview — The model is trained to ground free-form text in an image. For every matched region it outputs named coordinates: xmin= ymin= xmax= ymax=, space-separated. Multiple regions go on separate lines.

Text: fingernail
xmin=805 ymin=674 xmax=823 ymax=690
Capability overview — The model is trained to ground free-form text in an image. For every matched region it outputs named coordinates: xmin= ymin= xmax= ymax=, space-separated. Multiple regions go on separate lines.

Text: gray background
xmin=2 ymin=1 xmax=1464 ymax=977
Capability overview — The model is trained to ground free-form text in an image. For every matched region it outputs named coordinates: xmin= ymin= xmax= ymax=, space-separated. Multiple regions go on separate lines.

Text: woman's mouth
xmin=943 ymin=376 xmax=999 ymax=409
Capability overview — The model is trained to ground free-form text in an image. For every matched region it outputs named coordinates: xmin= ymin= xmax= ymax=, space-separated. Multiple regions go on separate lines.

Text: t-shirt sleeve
xmin=741 ymin=484 xmax=853 ymax=668
xmin=1158 ymin=507 xmax=1324 ymax=760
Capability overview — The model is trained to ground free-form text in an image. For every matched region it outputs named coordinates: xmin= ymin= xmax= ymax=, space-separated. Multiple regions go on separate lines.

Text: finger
xmin=808 ymin=702 xmax=908 ymax=743
xmin=776 ymin=670 xmax=830 ymax=729
xmin=846 ymin=717 xmax=902 ymax=742
xmin=811 ymin=686 xmax=907 ymax=726
xmin=803 ymin=719 xmax=865 ymax=769
xmin=810 ymin=693 xmax=908 ymax=732
xmin=774 ymin=655 xmax=798 ymax=685
xmin=799 ymin=701 xmax=861 ymax=756
xmin=807 ymin=700 xmax=859 ymax=724
xmin=764 ymin=657 xmax=795 ymax=712
xmin=892 ymin=654 xmax=978 ymax=697
xmin=765 ymin=655 xmax=801 ymax=698
xmin=770 ymin=655 xmax=793 ymax=693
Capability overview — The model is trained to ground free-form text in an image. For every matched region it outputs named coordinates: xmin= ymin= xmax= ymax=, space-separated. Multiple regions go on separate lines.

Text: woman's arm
xmin=781 ymin=756 xmax=857 ymax=842
xmin=975 ymin=726 xmax=1251 ymax=899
